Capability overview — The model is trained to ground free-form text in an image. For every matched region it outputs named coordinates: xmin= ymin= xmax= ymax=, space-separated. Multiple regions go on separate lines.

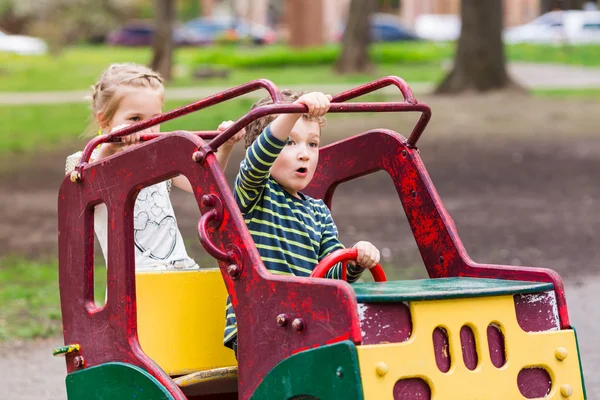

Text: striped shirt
xmin=223 ymin=124 xmax=364 ymax=349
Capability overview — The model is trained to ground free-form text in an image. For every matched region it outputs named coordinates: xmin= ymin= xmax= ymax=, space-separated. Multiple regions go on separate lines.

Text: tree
xmin=0 ymin=0 xmax=135 ymax=52
xmin=541 ymin=0 xmax=587 ymax=14
xmin=334 ymin=0 xmax=374 ymax=74
xmin=435 ymin=0 xmax=521 ymax=94
xmin=151 ymin=0 xmax=175 ymax=81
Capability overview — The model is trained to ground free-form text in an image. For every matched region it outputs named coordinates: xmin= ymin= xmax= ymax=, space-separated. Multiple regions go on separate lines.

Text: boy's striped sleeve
xmin=235 ymin=124 xmax=286 ymax=213
xmin=318 ymin=203 xmax=365 ymax=283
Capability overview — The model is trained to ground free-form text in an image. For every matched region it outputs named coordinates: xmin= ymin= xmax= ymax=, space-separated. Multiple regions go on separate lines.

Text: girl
xmin=66 ymin=63 xmax=244 ymax=271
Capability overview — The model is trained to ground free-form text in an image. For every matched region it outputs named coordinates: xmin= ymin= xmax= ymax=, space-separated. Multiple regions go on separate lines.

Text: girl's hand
xmin=294 ymin=92 xmax=332 ymax=118
xmin=218 ymin=120 xmax=246 ymax=148
xmin=353 ymin=241 xmax=381 ymax=270
xmin=111 ymin=124 xmax=142 ymax=146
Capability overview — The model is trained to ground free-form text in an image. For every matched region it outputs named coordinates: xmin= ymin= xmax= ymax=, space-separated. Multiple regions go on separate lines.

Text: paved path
xmin=2 ymin=62 xmax=600 ymax=106
xmin=0 ymin=276 xmax=597 ymax=399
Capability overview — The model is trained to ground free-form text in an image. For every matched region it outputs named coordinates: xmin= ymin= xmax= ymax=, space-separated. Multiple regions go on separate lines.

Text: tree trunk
xmin=151 ymin=0 xmax=175 ymax=81
xmin=436 ymin=0 xmax=521 ymax=94
xmin=334 ymin=0 xmax=374 ymax=74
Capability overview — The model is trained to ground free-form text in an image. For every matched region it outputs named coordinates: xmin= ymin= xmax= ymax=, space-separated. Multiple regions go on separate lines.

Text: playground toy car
xmin=55 ymin=77 xmax=586 ymax=399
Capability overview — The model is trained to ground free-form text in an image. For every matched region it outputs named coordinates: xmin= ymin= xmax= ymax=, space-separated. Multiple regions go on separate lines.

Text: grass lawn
xmin=2 ymin=42 xmax=599 ymax=93
xmin=0 ymin=257 xmax=106 ymax=341
xmin=0 ymin=98 xmax=257 ymax=153
xmin=0 ymin=44 xmax=448 ymax=92
xmin=534 ymin=88 xmax=600 ymax=99
xmin=0 ymin=93 xmax=392 ymax=154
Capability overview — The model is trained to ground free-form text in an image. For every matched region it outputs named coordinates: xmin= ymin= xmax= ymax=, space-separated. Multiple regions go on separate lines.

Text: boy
xmin=224 ymin=90 xmax=380 ymax=355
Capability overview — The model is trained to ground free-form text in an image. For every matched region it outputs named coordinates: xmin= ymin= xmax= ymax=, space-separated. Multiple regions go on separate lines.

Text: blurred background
xmin=1 ymin=0 xmax=599 ymax=398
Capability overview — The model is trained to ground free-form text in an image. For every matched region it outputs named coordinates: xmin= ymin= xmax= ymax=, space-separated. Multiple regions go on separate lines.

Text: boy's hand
xmin=294 ymin=92 xmax=332 ymax=118
xmin=353 ymin=241 xmax=380 ymax=270
xmin=218 ymin=120 xmax=246 ymax=148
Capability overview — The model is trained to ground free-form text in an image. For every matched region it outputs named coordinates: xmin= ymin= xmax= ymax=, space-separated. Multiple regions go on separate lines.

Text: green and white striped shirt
xmin=224 ymin=124 xmax=364 ymax=349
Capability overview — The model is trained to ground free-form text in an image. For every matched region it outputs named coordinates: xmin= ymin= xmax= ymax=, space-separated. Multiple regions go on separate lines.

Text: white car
xmin=0 ymin=29 xmax=48 ymax=55
xmin=414 ymin=14 xmax=461 ymax=42
xmin=504 ymin=10 xmax=600 ymax=45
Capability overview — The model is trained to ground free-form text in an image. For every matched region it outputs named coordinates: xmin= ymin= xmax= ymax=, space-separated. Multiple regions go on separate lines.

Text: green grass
xmin=508 ymin=43 xmax=600 ymax=67
xmin=2 ymin=43 xmax=600 ymax=93
xmin=0 ymin=98 xmax=256 ymax=153
xmin=534 ymin=88 xmax=600 ymax=99
xmin=0 ymin=44 xmax=447 ymax=92
xmin=0 ymin=257 xmax=106 ymax=341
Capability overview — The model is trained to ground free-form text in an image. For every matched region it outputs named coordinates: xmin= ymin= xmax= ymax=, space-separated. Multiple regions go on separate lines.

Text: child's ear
xmin=96 ymin=112 xmax=109 ymax=130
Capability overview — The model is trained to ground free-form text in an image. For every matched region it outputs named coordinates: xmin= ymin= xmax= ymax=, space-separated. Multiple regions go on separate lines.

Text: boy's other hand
xmin=218 ymin=120 xmax=246 ymax=148
xmin=294 ymin=92 xmax=332 ymax=118
xmin=353 ymin=241 xmax=381 ymax=270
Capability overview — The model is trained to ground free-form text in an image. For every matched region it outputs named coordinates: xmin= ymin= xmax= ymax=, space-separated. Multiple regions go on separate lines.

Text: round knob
xmin=73 ymin=355 xmax=85 ymax=368
xmin=292 ymin=318 xmax=305 ymax=332
xmin=276 ymin=313 xmax=289 ymax=327
xmin=192 ymin=151 xmax=204 ymax=163
xmin=70 ymin=170 xmax=81 ymax=183
xmin=555 ymin=347 xmax=568 ymax=361
xmin=375 ymin=362 xmax=389 ymax=376
xmin=227 ymin=264 xmax=241 ymax=280
xmin=560 ymin=384 xmax=573 ymax=397
xmin=201 ymin=194 xmax=215 ymax=207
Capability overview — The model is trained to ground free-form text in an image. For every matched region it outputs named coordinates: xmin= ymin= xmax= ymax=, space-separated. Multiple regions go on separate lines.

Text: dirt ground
xmin=1 ymin=93 xmax=599 ymax=397
xmin=2 ymin=93 xmax=599 ymax=279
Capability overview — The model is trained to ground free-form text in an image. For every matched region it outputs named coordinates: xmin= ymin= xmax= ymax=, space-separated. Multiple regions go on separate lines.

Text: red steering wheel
xmin=310 ymin=249 xmax=387 ymax=282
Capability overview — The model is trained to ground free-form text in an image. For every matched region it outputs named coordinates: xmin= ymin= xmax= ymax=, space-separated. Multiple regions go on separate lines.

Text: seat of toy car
xmin=352 ymin=277 xmax=553 ymax=303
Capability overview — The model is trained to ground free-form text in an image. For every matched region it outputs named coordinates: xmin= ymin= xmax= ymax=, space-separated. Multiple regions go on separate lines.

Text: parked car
xmin=414 ymin=14 xmax=461 ymax=42
xmin=337 ymin=13 xmax=422 ymax=42
xmin=107 ymin=23 xmax=207 ymax=47
xmin=0 ymin=29 xmax=48 ymax=55
xmin=504 ymin=10 xmax=600 ymax=44
xmin=183 ymin=16 xmax=277 ymax=45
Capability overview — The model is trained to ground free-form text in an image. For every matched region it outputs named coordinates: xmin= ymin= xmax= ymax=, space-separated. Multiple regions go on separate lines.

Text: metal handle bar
xmin=212 ymin=101 xmax=431 ymax=152
xmin=331 ymin=76 xmax=417 ymax=105
xmin=77 ymin=79 xmax=282 ymax=165
xmin=198 ymin=208 xmax=235 ymax=262
xmin=75 ymin=76 xmax=431 ymax=178
xmin=104 ymin=131 xmax=220 ymax=143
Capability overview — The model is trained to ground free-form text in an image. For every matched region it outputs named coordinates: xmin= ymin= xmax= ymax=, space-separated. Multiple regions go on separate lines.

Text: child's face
xmin=104 ymin=87 xmax=163 ymax=133
xmin=271 ymin=118 xmax=320 ymax=198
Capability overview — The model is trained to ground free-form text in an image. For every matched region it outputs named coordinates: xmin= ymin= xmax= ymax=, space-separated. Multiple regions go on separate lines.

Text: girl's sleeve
xmin=234 ymin=124 xmax=286 ymax=213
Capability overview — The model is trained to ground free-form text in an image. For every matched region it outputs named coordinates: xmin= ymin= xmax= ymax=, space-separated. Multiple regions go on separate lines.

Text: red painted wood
xmin=517 ymin=368 xmax=552 ymax=398
xmin=432 ymin=327 xmax=451 ymax=373
xmin=487 ymin=324 xmax=506 ymax=368
xmin=304 ymin=130 xmax=570 ymax=329
xmin=514 ymin=292 xmax=560 ymax=332
xmin=359 ymin=302 xmax=412 ymax=345
xmin=460 ymin=325 xmax=478 ymax=371
xmin=393 ymin=378 xmax=431 ymax=399
xmin=59 ymin=132 xmax=363 ymax=400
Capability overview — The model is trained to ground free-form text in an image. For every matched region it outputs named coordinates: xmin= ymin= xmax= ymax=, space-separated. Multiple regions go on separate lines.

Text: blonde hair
xmin=85 ymin=63 xmax=164 ymax=136
xmin=245 ymin=89 xmax=327 ymax=149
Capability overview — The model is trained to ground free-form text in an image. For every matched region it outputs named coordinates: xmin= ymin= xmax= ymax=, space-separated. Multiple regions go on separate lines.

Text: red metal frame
xmin=58 ymin=76 xmax=568 ymax=400
xmin=303 ymin=129 xmax=570 ymax=328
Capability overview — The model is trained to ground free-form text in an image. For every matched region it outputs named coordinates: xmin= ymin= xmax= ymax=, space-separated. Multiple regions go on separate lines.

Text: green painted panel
xmin=251 ymin=341 xmax=363 ymax=400
xmin=353 ymin=277 xmax=554 ymax=303
xmin=66 ymin=362 xmax=174 ymax=400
